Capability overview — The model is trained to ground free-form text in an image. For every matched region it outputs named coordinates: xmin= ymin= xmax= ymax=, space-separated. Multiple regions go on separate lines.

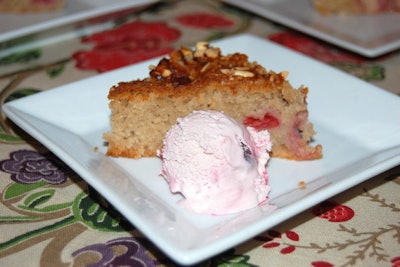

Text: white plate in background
xmin=0 ymin=0 xmax=158 ymax=43
xmin=3 ymin=34 xmax=400 ymax=265
xmin=223 ymin=0 xmax=400 ymax=57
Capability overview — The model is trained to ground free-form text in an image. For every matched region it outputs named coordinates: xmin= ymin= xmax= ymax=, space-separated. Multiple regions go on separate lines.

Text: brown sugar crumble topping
xmin=149 ymin=41 xmax=258 ymax=87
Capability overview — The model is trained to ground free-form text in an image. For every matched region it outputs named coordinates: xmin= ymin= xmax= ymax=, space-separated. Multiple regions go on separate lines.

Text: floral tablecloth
xmin=1 ymin=1 xmax=399 ymax=266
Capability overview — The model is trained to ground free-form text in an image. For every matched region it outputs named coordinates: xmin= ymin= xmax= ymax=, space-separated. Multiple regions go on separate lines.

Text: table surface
xmin=1 ymin=1 xmax=399 ymax=266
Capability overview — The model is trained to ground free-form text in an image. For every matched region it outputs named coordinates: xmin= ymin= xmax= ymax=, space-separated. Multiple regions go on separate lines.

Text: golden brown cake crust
xmin=104 ymin=42 xmax=322 ymax=160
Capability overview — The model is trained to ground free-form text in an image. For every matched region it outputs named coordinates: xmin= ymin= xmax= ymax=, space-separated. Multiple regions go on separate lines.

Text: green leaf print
xmin=212 ymin=254 xmax=257 ymax=267
xmin=0 ymin=35 xmax=36 ymax=50
xmin=0 ymin=132 xmax=23 ymax=143
xmin=3 ymin=181 xmax=47 ymax=200
xmin=17 ymin=188 xmax=72 ymax=212
xmin=23 ymin=189 xmax=55 ymax=208
xmin=330 ymin=62 xmax=385 ymax=81
xmin=72 ymin=192 xmax=126 ymax=232
xmin=4 ymin=88 xmax=40 ymax=103
xmin=0 ymin=49 xmax=41 ymax=66
xmin=1 ymin=88 xmax=41 ymax=143
xmin=199 ymin=249 xmax=258 ymax=267
xmin=46 ymin=63 xmax=65 ymax=78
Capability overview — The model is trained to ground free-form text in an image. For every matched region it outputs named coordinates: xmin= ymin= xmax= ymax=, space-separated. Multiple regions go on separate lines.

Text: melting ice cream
xmin=159 ymin=110 xmax=272 ymax=215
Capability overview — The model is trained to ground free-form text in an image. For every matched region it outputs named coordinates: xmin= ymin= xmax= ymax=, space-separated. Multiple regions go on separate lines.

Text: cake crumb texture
xmin=104 ymin=42 xmax=322 ymax=160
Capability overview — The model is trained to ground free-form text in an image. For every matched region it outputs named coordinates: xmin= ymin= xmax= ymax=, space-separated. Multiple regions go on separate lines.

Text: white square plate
xmin=223 ymin=0 xmax=400 ymax=57
xmin=0 ymin=0 xmax=158 ymax=43
xmin=3 ymin=34 xmax=400 ymax=265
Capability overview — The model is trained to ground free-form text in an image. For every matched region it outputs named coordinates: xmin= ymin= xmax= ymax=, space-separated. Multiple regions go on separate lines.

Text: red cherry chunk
xmin=243 ymin=113 xmax=280 ymax=130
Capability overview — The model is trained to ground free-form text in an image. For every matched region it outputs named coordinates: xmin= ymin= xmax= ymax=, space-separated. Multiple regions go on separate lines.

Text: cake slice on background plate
xmin=0 ymin=0 xmax=65 ymax=13
xmin=311 ymin=0 xmax=400 ymax=15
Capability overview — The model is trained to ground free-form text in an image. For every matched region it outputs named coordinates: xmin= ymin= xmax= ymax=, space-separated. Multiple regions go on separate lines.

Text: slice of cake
xmin=0 ymin=0 xmax=65 ymax=14
xmin=311 ymin=0 xmax=400 ymax=15
xmin=104 ymin=42 xmax=322 ymax=161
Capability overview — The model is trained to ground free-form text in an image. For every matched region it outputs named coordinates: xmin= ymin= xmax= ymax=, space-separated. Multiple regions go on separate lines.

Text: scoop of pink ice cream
xmin=159 ymin=110 xmax=272 ymax=215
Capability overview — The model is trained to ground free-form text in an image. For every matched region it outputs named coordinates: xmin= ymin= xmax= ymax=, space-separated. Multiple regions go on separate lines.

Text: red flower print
xmin=391 ymin=256 xmax=400 ymax=267
xmin=256 ymin=229 xmax=300 ymax=254
xmin=72 ymin=21 xmax=180 ymax=72
xmin=312 ymin=261 xmax=334 ymax=267
xmin=176 ymin=12 xmax=235 ymax=29
xmin=262 ymin=242 xmax=280 ymax=248
xmin=286 ymin=230 xmax=299 ymax=241
xmin=269 ymin=31 xmax=366 ymax=64
xmin=312 ymin=200 xmax=355 ymax=222
xmin=280 ymin=245 xmax=296 ymax=254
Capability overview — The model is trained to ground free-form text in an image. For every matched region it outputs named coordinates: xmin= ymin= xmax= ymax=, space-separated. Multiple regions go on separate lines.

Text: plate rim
xmin=222 ymin=0 xmax=400 ymax=57
xmin=0 ymin=0 xmax=159 ymax=43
